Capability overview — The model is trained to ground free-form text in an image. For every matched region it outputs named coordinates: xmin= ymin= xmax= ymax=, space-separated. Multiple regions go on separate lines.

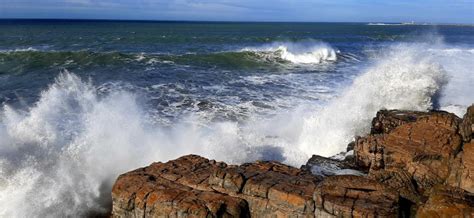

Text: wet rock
xmin=301 ymin=154 xmax=364 ymax=177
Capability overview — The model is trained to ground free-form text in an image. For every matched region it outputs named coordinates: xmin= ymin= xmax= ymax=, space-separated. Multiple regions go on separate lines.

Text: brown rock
xmin=111 ymin=155 xmax=250 ymax=217
xmin=353 ymin=107 xmax=474 ymax=216
xmin=314 ymin=175 xmax=399 ymax=217
xmin=416 ymin=186 xmax=474 ymax=218
xmin=112 ymin=155 xmax=321 ymax=217
xmin=460 ymin=104 xmax=474 ymax=142
xmin=370 ymin=109 xmax=431 ymax=134
xmin=355 ymin=111 xmax=463 ymax=194
xmin=209 ymin=161 xmax=320 ymax=217
xmin=368 ymin=169 xmax=422 ymax=204
xmin=448 ymin=141 xmax=474 ymax=193
xmin=112 ymin=155 xmax=402 ymax=217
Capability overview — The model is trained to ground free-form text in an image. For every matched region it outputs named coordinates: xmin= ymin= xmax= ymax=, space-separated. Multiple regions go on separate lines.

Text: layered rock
xmin=112 ymin=155 xmax=250 ymax=217
xmin=355 ymin=111 xmax=462 ymax=192
xmin=112 ymin=155 xmax=399 ymax=217
xmin=314 ymin=175 xmax=399 ymax=217
xmin=355 ymin=104 xmax=474 ymax=215
xmin=370 ymin=109 xmax=431 ymax=134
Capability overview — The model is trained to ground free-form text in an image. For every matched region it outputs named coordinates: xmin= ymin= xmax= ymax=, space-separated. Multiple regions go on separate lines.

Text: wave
xmin=0 ymin=71 xmax=309 ymax=216
xmin=242 ymin=40 xmax=339 ymax=64
xmin=0 ymin=36 xmax=473 ymax=216
xmin=0 ymin=44 xmax=341 ymax=74
xmin=297 ymin=43 xmax=448 ymax=156
xmin=0 ymin=47 xmax=39 ymax=53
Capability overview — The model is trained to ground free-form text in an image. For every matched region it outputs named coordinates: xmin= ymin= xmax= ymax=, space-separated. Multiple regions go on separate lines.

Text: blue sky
xmin=1 ymin=0 xmax=473 ymax=23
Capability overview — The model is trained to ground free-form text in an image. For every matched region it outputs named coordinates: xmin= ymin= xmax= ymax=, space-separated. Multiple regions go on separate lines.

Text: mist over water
xmin=0 ymin=21 xmax=473 ymax=216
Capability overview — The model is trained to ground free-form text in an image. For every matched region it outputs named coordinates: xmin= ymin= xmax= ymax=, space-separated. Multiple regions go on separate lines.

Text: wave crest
xmin=297 ymin=43 xmax=447 ymax=156
xmin=242 ymin=40 xmax=338 ymax=64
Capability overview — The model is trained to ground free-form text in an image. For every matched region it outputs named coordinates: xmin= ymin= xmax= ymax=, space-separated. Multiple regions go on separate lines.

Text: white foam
xmin=297 ymin=42 xmax=449 ymax=157
xmin=242 ymin=40 xmax=338 ymax=64
xmin=0 ymin=71 xmax=308 ymax=216
xmin=0 ymin=47 xmax=38 ymax=53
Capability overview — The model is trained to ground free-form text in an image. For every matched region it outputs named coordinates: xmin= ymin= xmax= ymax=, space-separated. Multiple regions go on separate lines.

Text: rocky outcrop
xmin=355 ymin=111 xmax=462 ymax=193
xmin=112 ymin=155 xmax=399 ymax=217
xmin=111 ymin=155 xmax=250 ymax=217
xmin=111 ymin=105 xmax=474 ymax=217
xmin=355 ymin=104 xmax=474 ymax=216
xmin=370 ymin=109 xmax=431 ymax=134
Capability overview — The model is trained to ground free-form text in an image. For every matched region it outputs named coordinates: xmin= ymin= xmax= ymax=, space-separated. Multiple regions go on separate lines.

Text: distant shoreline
xmin=0 ymin=18 xmax=473 ymax=26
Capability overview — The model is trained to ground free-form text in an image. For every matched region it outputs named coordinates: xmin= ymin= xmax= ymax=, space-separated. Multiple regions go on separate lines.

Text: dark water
xmin=1 ymin=20 xmax=472 ymax=121
xmin=0 ymin=20 xmax=473 ymax=216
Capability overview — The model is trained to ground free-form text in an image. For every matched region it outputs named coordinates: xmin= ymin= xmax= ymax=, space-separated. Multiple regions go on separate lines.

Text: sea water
xmin=0 ymin=20 xmax=473 ymax=216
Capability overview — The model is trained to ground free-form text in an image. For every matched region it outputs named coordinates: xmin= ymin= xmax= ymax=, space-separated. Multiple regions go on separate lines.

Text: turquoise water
xmin=0 ymin=20 xmax=473 ymax=216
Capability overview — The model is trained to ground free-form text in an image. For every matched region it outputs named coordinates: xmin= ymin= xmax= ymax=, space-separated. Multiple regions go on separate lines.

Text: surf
xmin=0 ymin=35 xmax=473 ymax=217
xmin=241 ymin=40 xmax=339 ymax=64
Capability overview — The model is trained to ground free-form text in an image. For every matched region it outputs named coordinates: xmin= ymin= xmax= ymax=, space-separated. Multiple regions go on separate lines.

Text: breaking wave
xmin=242 ymin=40 xmax=338 ymax=64
xmin=0 ymin=41 xmax=341 ymax=74
xmin=297 ymin=43 xmax=449 ymax=156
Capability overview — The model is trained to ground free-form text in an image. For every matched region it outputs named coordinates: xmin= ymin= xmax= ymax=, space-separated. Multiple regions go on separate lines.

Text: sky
xmin=1 ymin=0 xmax=473 ymax=24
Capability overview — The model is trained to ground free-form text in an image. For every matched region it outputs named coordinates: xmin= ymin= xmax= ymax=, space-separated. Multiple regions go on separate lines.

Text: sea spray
xmin=297 ymin=43 xmax=447 ymax=156
xmin=0 ymin=71 xmax=306 ymax=216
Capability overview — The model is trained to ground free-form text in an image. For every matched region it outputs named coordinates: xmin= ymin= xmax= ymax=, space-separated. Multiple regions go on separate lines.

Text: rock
xmin=314 ymin=175 xmax=399 ymax=217
xmin=355 ymin=111 xmax=463 ymax=194
xmin=301 ymin=154 xmax=364 ymax=177
xmin=416 ymin=186 xmax=474 ymax=218
xmin=370 ymin=109 xmax=431 ymax=134
xmin=111 ymin=155 xmax=249 ymax=217
xmin=112 ymin=155 xmax=322 ymax=217
xmin=112 ymin=155 xmax=401 ymax=217
xmin=460 ymin=104 xmax=474 ymax=142
xmin=448 ymin=141 xmax=474 ymax=193
xmin=368 ymin=169 xmax=422 ymax=204
xmin=354 ymin=107 xmax=474 ymax=216
xmin=209 ymin=160 xmax=320 ymax=217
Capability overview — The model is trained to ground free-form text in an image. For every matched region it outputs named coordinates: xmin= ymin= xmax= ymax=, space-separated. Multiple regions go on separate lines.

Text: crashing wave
xmin=297 ymin=42 xmax=448 ymax=157
xmin=242 ymin=40 xmax=338 ymax=64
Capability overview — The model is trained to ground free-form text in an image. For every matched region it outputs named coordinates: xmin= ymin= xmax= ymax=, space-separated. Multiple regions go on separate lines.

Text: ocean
xmin=0 ymin=20 xmax=473 ymax=216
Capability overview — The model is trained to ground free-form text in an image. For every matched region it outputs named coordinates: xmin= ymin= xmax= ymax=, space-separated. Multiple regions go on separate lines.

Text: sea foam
xmin=297 ymin=43 xmax=448 ymax=156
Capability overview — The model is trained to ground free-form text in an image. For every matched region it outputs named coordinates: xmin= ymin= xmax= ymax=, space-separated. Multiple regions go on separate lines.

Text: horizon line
xmin=1 ymin=18 xmax=473 ymax=26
